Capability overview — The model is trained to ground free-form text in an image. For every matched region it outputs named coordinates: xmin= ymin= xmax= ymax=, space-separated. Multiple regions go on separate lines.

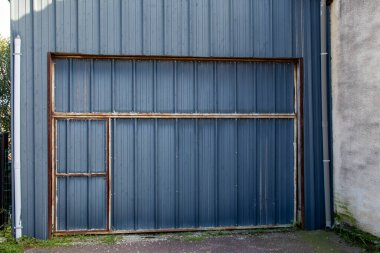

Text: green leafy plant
xmin=334 ymin=223 xmax=380 ymax=252
xmin=0 ymin=36 xmax=10 ymax=133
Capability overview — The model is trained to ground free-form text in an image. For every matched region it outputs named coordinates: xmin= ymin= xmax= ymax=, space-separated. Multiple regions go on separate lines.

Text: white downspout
xmin=13 ymin=35 xmax=22 ymax=239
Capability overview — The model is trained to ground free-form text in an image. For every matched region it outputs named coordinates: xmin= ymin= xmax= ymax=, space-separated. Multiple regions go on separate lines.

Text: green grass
xmin=100 ymin=235 xmax=120 ymax=244
xmin=168 ymin=227 xmax=296 ymax=242
xmin=169 ymin=231 xmax=223 ymax=242
xmin=6 ymin=225 xmax=362 ymax=253
xmin=0 ymin=225 xmax=121 ymax=253
xmin=181 ymin=235 xmax=207 ymax=242
xmin=334 ymin=224 xmax=380 ymax=252
xmin=204 ymin=230 xmax=229 ymax=237
xmin=169 ymin=232 xmax=206 ymax=242
xmin=298 ymin=230 xmax=345 ymax=253
xmin=241 ymin=227 xmax=297 ymax=236
xmin=0 ymin=229 xmax=76 ymax=253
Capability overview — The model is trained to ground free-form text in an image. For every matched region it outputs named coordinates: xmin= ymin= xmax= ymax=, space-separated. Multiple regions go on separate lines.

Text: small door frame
xmin=53 ymin=118 xmax=111 ymax=233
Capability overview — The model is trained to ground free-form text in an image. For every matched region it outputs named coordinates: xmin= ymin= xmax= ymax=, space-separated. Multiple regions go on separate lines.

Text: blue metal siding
xmin=92 ymin=60 xmax=112 ymax=112
xmin=57 ymin=177 xmax=107 ymax=230
xmin=11 ymin=0 xmax=324 ymax=239
xmin=110 ymin=118 xmax=294 ymax=230
xmin=156 ymin=62 xmax=175 ymax=112
xmin=53 ymin=59 xmax=296 ymax=230
xmin=135 ymin=119 xmax=155 ymax=229
xmin=302 ymin=0 xmax=325 ymax=229
xmin=177 ymin=120 xmax=197 ymax=227
xmin=217 ymin=120 xmax=237 ymax=226
xmin=56 ymin=120 xmax=108 ymax=230
xmin=156 ymin=120 xmax=176 ymax=228
xmin=57 ymin=120 xmax=106 ymax=174
xmin=114 ymin=61 xmax=134 ymax=112
xmin=54 ymin=60 xmax=295 ymax=114
xmin=112 ymin=119 xmax=135 ymax=230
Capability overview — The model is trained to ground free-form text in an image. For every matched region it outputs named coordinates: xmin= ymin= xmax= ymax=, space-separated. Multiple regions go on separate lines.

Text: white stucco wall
xmin=330 ymin=0 xmax=380 ymax=237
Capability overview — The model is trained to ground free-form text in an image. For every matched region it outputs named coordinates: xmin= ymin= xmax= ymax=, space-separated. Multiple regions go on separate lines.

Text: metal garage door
xmin=50 ymin=55 xmax=300 ymax=235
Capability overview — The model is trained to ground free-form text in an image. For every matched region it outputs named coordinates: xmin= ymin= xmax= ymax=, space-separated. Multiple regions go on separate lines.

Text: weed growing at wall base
xmin=334 ymin=223 xmax=380 ymax=252
xmin=0 ymin=225 xmax=121 ymax=253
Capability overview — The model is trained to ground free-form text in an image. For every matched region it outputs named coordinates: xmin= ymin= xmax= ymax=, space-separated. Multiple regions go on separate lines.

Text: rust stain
xmin=53 ymin=224 xmax=293 ymax=236
xmin=47 ymin=53 xmax=54 ymax=238
xmin=298 ymin=59 xmax=305 ymax=228
xmin=51 ymin=53 xmax=300 ymax=64
xmin=106 ymin=119 xmax=111 ymax=231
xmin=55 ymin=172 xmax=107 ymax=177
xmin=52 ymin=112 xmax=296 ymax=120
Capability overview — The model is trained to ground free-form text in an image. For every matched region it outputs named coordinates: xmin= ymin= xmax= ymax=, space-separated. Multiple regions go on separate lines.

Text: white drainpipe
xmin=13 ymin=35 xmax=22 ymax=239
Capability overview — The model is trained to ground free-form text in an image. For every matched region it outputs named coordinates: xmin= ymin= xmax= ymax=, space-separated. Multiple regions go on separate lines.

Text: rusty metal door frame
xmin=51 ymin=118 xmax=111 ymax=235
xmin=47 ymin=53 xmax=304 ymax=238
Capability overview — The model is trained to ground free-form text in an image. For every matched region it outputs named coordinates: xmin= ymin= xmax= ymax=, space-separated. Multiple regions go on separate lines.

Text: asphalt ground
xmin=25 ymin=229 xmax=363 ymax=253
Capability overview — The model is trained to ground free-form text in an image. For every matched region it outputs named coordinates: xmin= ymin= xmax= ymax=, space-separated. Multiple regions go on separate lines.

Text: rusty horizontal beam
xmin=54 ymin=229 xmax=108 ymax=235
xmin=55 ymin=172 xmax=107 ymax=177
xmin=51 ymin=53 xmax=300 ymax=64
xmin=52 ymin=112 xmax=296 ymax=120
xmin=53 ymin=224 xmax=294 ymax=236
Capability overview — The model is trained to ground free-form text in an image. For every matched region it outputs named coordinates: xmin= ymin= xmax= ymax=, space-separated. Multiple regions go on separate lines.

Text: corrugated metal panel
xmin=11 ymin=0 xmax=324 ymax=239
xmin=56 ymin=120 xmax=107 ymax=230
xmin=111 ymin=118 xmax=294 ymax=230
xmin=57 ymin=120 xmax=106 ymax=173
xmin=49 ymin=58 xmax=294 ymax=230
xmin=302 ymin=0 xmax=325 ymax=230
xmin=111 ymin=119 xmax=135 ymax=230
xmin=54 ymin=60 xmax=294 ymax=114
xmin=57 ymin=177 xmax=107 ymax=230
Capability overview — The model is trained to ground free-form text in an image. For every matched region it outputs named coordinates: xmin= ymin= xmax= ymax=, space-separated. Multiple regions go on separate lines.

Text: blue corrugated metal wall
xmin=110 ymin=118 xmax=294 ymax=230
xmin=54 ymin=60 xmax=294 ymax=114
xmin=11 ymin=0 xmax=325 ymax=239
xmin=54 ymin=59 xmax=295 ymax=230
